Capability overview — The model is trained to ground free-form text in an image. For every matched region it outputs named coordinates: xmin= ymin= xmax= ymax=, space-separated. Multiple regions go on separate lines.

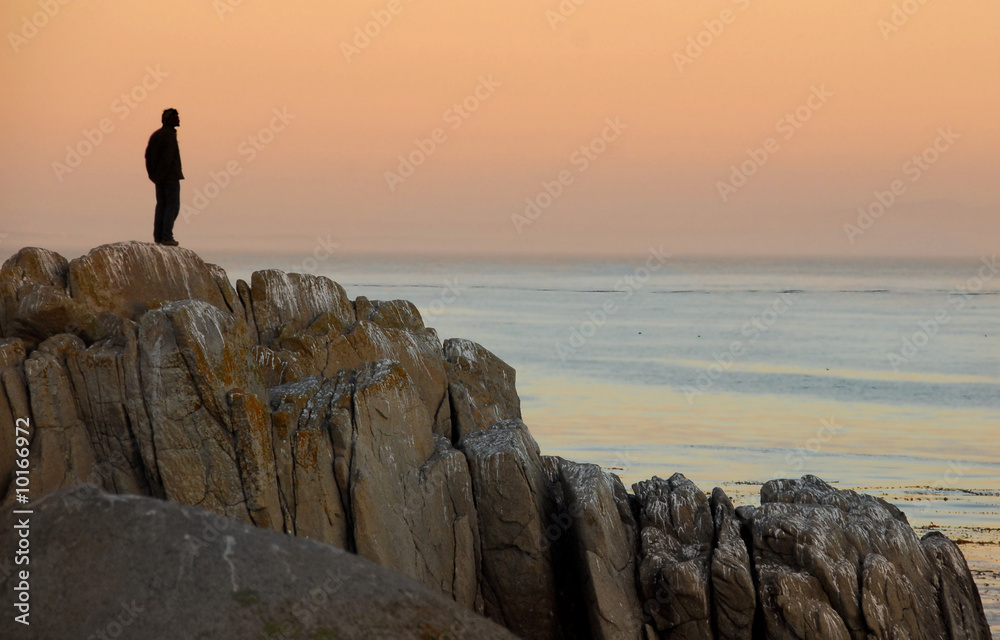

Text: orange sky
xmin=2 ymin=0 xmax=998 ymax=260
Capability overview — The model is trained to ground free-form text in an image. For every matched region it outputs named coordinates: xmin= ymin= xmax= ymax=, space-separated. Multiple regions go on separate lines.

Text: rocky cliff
xmin=0 ymin=242 xmax=991 ymax=639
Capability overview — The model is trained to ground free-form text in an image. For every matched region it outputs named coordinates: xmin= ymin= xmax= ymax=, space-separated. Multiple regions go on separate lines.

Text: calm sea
xmin=217 ymin=253 xmax=999 ymax=628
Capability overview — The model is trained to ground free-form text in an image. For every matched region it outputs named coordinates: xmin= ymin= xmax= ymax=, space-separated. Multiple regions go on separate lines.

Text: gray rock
xmin=445 ymin=338 xmax=521 ymax=439
xmin=633 ymin=473 xmax=714 ymax=639
xmin=749 ymin=475 xmax=991 ymax=640
xmin=709 ymin=488 xmax=755 ymax=640
xmin=558 ymin=459 xmax=645 ymax=640
xmin=0 ymin=487 xmax=519 ymax=640
xmin=461 ymin=418 xmax=563 ymax=640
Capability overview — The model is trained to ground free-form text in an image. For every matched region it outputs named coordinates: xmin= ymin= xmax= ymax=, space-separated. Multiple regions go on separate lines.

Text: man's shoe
xmin=161 ymin=239 xmax=179 ymax=247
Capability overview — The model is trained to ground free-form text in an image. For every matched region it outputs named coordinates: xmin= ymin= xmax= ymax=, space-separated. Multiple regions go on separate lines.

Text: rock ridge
xmin=0 ymin=242 xmax=991 ymax=640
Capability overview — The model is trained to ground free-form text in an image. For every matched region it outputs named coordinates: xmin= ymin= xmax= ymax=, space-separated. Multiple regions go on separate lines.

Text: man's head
xmin=161 ymin=108 xmax=180 ymax=127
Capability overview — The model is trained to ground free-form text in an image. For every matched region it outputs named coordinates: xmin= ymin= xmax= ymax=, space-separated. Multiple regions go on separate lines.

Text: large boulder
xmin=10 ymin=283 xmax=106 ymax=347
xmin=0 ymin=247 xmax=69 ymax=338
xmin=0 ymin=487 xmax=519 ymax=640
xmin=749 ymin=475 xmax=991 ymax=640
xmin=67 ymin=241 xmax=237 ymax=320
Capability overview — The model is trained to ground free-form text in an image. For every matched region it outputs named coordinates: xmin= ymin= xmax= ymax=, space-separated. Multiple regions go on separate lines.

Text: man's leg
xmin=153 ymin=182 xmax=167 ymax=243
xmin=162 ymin=181 xmax=181 ymax=242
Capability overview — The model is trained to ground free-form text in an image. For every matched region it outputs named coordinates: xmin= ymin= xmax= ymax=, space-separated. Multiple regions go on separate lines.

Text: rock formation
xmin=0 ymin=242 xmax=991 ymax=639
xmin=0 ymin=486 xmax=518 ymax=640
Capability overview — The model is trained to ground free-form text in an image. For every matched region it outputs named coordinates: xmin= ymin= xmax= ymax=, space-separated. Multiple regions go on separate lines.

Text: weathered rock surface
xmin=68 ymin=241 xmax=237 ymax=319
xmin=558 ymin=459 xmax=645 ymax=640
xmin=749 ymin=475 xmax=991 ymax=640
xmin=0 ymin=487 xmax=519 ymax=640
xmin=0 ymin=244 xmax=990 ymax=640
xmin=634 ymin=473 xmax=716 ymax=639
xmin=445 ymin=337 xmax=521 ymax=439
xmin=461 ymin=418 xmax=563 ymax=640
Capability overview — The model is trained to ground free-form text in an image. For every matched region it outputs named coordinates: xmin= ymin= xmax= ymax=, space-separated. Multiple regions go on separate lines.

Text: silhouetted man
xmin=145 ymin=108 xmax=184 ymax=246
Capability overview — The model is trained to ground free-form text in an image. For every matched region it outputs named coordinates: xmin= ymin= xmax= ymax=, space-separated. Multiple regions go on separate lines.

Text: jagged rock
xmin=750 ymin=475 xmax=991 ymax=640
xmin=249 ymin=269 xmax=354 ymax=346
xmin=0 ymin=245 xmax=991 ymax=640
xmin=445 ymin=338 xmax=521 ymax=439
xmin=0 ymin=339 xmax=28 ymax=498
xmin=558 ymin=459 xmax=645 ymax=640
xmin=67 ymin=241 xmax=236 ymax=320
xmin=709 ymin=488 xmax=755 ymax=640
xmin=633 ymin=473 xmax=714 ymax=639
xmin=920 ymin=532 xmax=992 ymax=640
xmin=134 ymin=299 xmax=277 ymax=525
xmin=11 ymin=283 xmax=104 ymax=347
xmin=65 ymin=338 xmax=149 ymax=495
xmin=333 ymin=360 xmax=481 ymax=609
xmin=0 ymin=247 xmax=69 ymax=339
xmin=461 ymin=418 xmax=563 ymax=640
xmin=355 ymin=296 xmax=425 ymax=331
xmin=17 ymin=334 xmax=100 ymax=499
xmin=267 ymin=377 xmax=348 ymax=546
xmin=1 ymin=246 xmax=68 ymax=287
xmin=0 ymin=487 xmax=519 ymax=640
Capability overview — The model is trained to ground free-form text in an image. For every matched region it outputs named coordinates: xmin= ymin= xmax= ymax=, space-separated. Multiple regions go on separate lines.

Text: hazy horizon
xmin=3 ymin=1 xmax=998 ymax=261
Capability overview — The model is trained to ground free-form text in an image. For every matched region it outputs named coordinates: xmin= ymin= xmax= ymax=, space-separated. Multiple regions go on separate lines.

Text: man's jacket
xmin=145 ymin=127 xmax=184 ymax=183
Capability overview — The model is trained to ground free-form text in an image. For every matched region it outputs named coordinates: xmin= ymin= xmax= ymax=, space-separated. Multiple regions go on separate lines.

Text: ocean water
xmin=218 ymin=253 xmax=999 ymax=629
